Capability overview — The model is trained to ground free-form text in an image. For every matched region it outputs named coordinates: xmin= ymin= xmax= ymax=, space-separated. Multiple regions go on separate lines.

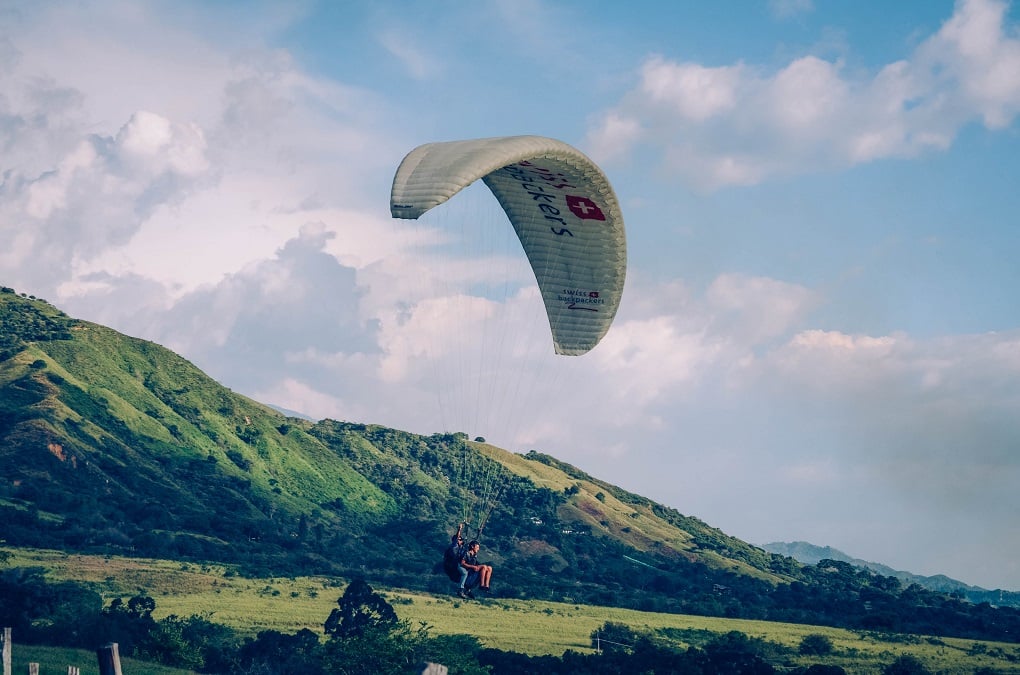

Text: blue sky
xmin=2 ymin=0 xmax=1019 ymax=591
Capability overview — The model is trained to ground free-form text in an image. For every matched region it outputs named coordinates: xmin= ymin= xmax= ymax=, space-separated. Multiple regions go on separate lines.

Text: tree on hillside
xmin=320 ymin=579 xmax=441 ymax=674
xmin=591 ymin=621 xmax=638 ymax=655
xmin=324 ymin=577 xmax=398 ymax=639
xmin=100 ymin=595 xmax=158 ymax=655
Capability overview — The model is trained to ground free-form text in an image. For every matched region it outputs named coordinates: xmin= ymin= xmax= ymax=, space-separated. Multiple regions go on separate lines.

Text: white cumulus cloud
xmin=588 ymin=0 xmax=1020 ymax=189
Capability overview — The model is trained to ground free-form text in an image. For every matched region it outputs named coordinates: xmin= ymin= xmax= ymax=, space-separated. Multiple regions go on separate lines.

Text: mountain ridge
xmin=762 ymin=541 xmax=1020 ymax=606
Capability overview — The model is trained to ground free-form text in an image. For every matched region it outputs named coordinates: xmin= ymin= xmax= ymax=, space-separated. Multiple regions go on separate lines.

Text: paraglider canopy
xmin=390 ymin=135 xmax=626 ymax=356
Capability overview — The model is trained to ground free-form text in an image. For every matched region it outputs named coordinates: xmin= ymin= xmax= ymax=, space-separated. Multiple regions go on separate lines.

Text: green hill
xmin=0 ymin=286 xmax=781 ymax=583
xmin=2 ymin=286 xmax=1019 ymax=643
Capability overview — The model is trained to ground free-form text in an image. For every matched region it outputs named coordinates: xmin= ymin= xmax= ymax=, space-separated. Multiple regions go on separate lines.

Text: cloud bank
xmin=588 ymin=0 xmax=1020 ymax=189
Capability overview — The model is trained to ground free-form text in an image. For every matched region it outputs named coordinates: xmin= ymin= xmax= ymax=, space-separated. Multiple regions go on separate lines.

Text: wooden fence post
xmin=95 ymin=643 xmax=122 ymax=675
xmin=27 ymin=664 xmax=38 ymax=675
xmin=2 ymin=627 xmax=11 ymax=675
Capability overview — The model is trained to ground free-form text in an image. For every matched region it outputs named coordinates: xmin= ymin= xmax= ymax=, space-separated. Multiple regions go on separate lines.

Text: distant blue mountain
xmin=761 ymin=541 xmax=1020 ymax=608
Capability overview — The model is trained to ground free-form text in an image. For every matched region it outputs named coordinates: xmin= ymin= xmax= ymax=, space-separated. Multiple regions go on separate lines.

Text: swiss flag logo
xmin=566 ymin=195 xmax=606 ymax=221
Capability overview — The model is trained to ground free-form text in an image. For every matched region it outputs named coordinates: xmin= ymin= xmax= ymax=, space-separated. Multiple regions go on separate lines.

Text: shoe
xmin=480 ymin=586 xmax=490 ymax=592
xmin=465 ymin=589 xmax=475 ymax=599
xmin=457 ymin=589 xmax=468 ymax=599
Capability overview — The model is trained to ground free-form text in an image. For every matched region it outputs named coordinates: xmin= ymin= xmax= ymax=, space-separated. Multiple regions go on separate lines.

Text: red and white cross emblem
xmin=565 ymin=195 xmax=606 ymax=221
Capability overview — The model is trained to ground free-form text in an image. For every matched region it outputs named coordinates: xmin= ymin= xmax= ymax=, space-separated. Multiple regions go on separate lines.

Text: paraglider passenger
xmin=460 ymin=540 xmax=493 ymax=594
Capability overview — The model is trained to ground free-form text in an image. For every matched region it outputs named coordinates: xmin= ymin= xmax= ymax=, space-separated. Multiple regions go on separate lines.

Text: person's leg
xmin=464 ymin=571 xmax=480 ymax=597
xmin=455 ymin=566 xmax=470 ymax=597
xmin=480 ymin=565 xmax=492 ymax=588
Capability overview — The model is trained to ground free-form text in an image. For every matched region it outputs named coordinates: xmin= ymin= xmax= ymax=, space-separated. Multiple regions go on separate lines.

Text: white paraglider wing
xmin=390 ymin=135 xmax=626 ymax=355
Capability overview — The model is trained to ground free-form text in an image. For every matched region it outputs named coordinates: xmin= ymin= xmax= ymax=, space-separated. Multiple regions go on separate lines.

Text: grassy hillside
xmin=508 ymin=448 xmax=788 ymax=583
xmin=1 ymin=291 xmax=388 ymax=519
xmin=0 ymin=288 xmax=789 ymax=586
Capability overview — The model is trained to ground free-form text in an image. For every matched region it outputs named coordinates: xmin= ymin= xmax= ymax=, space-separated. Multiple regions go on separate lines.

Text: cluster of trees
xmin=0 ymin=287 xmax=74 ymax=360
xmin=0 ymin=567 xmax=486 ymax=674
xmin=1 ymin=567 xmax=237 ymax=672
xmin=0 ymin=556 xmax=558 ymax=673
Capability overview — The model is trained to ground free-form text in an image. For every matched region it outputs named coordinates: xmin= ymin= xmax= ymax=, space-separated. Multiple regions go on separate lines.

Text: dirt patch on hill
xmin=515 ymin=539 xmax=561 ymax=557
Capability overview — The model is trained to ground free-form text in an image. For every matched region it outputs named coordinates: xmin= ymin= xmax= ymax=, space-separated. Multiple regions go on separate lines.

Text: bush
xmin=799 ymin=633 xmax=834 ymax=655
xmin=883 ymin=654 xmax=932 ymax=674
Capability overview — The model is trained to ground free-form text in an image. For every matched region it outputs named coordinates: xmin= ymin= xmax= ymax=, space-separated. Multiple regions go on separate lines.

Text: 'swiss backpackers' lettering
xmin=503 ymin=162 xmax=607 ymax=238
xmin=503 ymin=162 xmax=607 ymax=312
xmin=558 ymin=289 xmax=603 ymax=312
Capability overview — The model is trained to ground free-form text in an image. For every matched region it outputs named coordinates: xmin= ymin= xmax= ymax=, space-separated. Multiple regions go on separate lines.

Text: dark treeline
xmin=9 ymin=568 xmax=954 ymax=674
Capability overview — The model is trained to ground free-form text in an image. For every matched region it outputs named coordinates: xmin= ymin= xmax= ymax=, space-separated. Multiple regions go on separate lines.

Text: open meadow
xmin=6 ymin=547 xmax=1020 ymax=673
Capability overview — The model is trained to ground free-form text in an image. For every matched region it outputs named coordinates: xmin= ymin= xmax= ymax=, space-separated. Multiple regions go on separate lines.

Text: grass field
xmin=6 ymin=644 xmax=196 ymax=675
xmin=6 ymin=547 xmax=1020 ymax=673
